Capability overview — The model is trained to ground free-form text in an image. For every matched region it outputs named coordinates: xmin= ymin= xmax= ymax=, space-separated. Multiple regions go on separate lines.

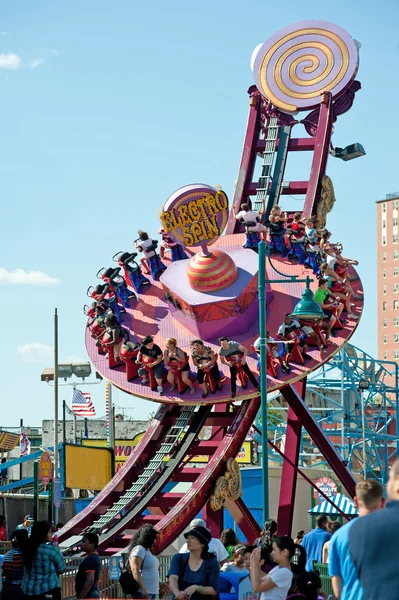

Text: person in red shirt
xmin=0 ymin=514 xmax=7 ymax=541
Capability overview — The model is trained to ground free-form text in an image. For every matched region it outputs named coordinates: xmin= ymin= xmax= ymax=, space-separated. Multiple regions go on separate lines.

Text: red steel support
xmin=225 ymin=497 xmax=261 ymax=543
xmin=281 ymin=384 xmax=356 ymax=498
xmin=277 ymin=379 xmax=306 ymax=535
xmin=202 ymin=404 xmax=229 ymax=537
xmin=302 ymin=92 xmax=333 ymax=218
xmin=226 ymin=88 xmax=262 ymax=234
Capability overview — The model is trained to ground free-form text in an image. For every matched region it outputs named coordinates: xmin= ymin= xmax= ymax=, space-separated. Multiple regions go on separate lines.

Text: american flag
xmin=72 ymin=389 xmax=96 ymax=417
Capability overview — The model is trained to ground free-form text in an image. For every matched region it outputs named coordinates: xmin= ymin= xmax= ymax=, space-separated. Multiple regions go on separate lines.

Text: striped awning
xmin=309 ymin=493 xmax=358 ymax=515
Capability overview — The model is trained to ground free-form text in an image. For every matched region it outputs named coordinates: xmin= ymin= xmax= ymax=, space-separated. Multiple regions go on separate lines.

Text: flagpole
xmin=54 ymin=308 xmax=59 ymax=524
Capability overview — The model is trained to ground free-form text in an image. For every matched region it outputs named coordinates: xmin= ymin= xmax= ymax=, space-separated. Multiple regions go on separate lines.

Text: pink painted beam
xmin=302 ymin=92 xmax=333 ymax=218
xmin=226 ymin=88 xmax=262 ymax=234
xmin=225 ymin=497 xmax=261 ymax=543
xmin=277 ymin=379 xmax=306 ymax=536
xmin=248 ymin=181 xmax=308 ymax=196
xmin=281 ymin=384 xmax=356 ymax=498
xmin=256 ymin=138 xmax=316 ymax=153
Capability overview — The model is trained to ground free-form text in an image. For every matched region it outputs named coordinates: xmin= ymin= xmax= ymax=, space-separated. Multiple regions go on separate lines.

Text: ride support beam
xmin=277 ymin=379 xmax=306 ymax=536
xmin=281 ymin=383 xmax=356 ymax=498
xmin=225 ymin=496 xmax=261 ymax=543
xmin=202 ymin=404 xmax=229 ymax=537
xmin=226 ymin=89 xmax=262 ymax=235
xmin=302 ymin=91 xmax=333 ymax=218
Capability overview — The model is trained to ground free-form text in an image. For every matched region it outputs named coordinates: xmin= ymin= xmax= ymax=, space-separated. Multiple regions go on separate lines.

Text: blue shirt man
xmin=329 ymin=479 xmax=383 ymax=600
xmin=301 ymin=515 xmax=331 ymax=571
xmin=347 ymin=464 xmax=399 ymax=600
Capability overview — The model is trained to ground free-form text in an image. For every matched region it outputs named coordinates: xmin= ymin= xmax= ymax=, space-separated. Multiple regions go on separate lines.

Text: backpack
xmin=119 ymin=549 xmax=146 ymax=595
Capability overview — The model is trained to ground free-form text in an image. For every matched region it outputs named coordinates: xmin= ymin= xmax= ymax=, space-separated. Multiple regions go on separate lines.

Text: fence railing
xmin=313 ymin=562 xmax=336 ymax=599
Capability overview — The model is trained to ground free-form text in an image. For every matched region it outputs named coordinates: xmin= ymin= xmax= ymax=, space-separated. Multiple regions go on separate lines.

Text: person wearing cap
xmin=221 ymin=545 xmax=249 ymax=573
xmin=179 ymin=519 xmax=228 ymax=565
xmin=169 ymin=525 xmax=220 ymax=600
xmin=16 ymin=515 xmax=34 ymax=537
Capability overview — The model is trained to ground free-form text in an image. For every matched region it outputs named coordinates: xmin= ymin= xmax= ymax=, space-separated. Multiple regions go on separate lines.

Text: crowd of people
xmin=2 ymin=461 xmax=399 ymax=599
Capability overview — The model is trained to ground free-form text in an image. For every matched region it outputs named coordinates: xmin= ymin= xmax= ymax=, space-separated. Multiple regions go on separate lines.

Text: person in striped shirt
xmin=2 ymin=528 xmax=28 ymax=600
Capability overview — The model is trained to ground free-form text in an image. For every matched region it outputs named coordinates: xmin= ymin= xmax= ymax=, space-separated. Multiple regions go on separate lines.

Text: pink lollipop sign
xmin=252 ymin=20 xmax=360 ymax=113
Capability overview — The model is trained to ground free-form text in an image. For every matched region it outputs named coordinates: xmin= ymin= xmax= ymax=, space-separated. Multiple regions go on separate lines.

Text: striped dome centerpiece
xmin=187 ymin=250 xmax=238 ymax=293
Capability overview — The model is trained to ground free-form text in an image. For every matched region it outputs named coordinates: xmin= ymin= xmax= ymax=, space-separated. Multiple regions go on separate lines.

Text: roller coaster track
xmin=57 ymin=398 xmax=261 ymax=554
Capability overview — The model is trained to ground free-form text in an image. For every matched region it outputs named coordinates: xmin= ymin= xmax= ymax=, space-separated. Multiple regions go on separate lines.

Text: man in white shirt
xmin=179 ymin=518 xmax=228 ymax=564
xmin=233 ymin=202 xmax=267 ymax=240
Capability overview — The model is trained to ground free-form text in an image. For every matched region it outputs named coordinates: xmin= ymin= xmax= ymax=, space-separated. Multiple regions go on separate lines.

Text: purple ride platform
xmin=86 ymin=233 xmax=363 ymax=404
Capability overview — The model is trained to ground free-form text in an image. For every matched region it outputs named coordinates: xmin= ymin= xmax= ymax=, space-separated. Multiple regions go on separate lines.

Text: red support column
xmin=202 ymin=404 xmax=229 ymax=537
xmin=302 ymin=92 xmax=333 ymax=218
xmin=226 ymin=87 xmax=262 ymax=235
xmin=225 ymin=497 xmax=261 ymax=543
xmin=277 ymin=379 xmax=306 ymax=536
xmin=281 ymin=384 xmax=356 ymax=497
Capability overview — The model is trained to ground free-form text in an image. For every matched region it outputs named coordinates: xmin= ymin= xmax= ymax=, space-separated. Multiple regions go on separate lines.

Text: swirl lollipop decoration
xmin=252 ymin=20 xmax=359 ymax=113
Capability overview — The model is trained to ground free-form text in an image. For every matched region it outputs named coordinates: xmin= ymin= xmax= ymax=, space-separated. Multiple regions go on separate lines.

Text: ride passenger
xmin=219 ymin=337 xmax=260 ymax=398
xmin=314 ymin=279 xmax=343 ymax=342
xmin=164 ymin=337 xmax=195 ymax=394
xmin=135 ymin=230 xmax=156 ymax=274
xmin=233 ymin=200 xmax=268 ymax=241
xmin=136 ymin=336 xmax=165 ymax=396
xmin=290 ymin=213 xmax=306 ymax=240
xmin=320 ymin=263 xmax=359 ymax=320
xmin=277 ymin=314 xmax=316 ymax=358
xmin=191 ymin=339 xmax=222 ymax=399
xmin=268 ymin=206 xmax=287 ymax=235
xmin=255 ymin=332 xmax=290 ymax=374
xmin=305 ymin=218 xmax=321 ymax=245
xmin=103 ymin=315 xmax=124 ymax=362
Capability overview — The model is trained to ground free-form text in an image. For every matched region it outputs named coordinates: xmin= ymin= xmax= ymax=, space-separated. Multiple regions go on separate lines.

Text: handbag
xmin=119 ymin=549 xmax=146 ymax=595
xmin=119 ymin=568 xmax=140 ymax=596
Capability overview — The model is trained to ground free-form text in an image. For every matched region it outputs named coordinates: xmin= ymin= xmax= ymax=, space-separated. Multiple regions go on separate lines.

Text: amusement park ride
xmin=58 ymin=20 xmax=371 ymax=554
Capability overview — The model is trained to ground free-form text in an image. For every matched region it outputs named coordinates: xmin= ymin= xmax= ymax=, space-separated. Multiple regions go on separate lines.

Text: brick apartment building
xmin=377 ymin=192 xmax=399 ymax=377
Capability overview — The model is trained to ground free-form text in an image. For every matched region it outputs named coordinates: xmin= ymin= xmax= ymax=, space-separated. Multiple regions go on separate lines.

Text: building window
xmin=383 ymin=269 xmax=387 ymax=278
xmin=394 ymin=300 xmax=399 ymax=310
xmin=394 ymin=234 xmax=398 ymax=244
xmin=395 ymin=317 xmax=399 ymax=327
xmin=394 ymin=218 xmax=398 ymax=227
xmin=384 ymin=318 xmax=388 ymax=327
xmin=383 ymin=236 xmax=387 ymax=246
xmin=383 ymin=285 xmax=387 ymax=295
xmin=395 ymin=201 xmax=399 ymax=210
xmin=395 ymin=251 xmax=399 ymax=260
xmin=395 ymin=351 xmax=399 ymax=360
xmin=385 ymin=351 xmax=389 ymax=360
xmin=395 ymin=284 xmax=399 ymax=294
xmin=395 ymin=268 xmax=399 ymax=277
xmin=394 ymin=334 xmax=399 ymax=343
xmin=383 ymin=252 xmax=387 ymax=261
xmin=384 ymin=335 xmax=387 ymax=344
xmin=383 ymin=203 xmax=386 ymax=212
xmin=383 ymin=219 xmax=386 ymax=228
xmin=383 ymin=301 xmax=387 ymax=311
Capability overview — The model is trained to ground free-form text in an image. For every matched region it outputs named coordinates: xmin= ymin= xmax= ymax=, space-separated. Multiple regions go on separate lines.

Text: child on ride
xmin=314 ymin=279 xmax=344 ymax=342
xmin=268 ymin=206 xmax=287 ymax=235
xmin=320 ymin=263 xmax=359 ymax=319
xmin=305 ymin=218 xmax=321 ymax=245
xmin=290 ymin=213 xmax=306 ymax=240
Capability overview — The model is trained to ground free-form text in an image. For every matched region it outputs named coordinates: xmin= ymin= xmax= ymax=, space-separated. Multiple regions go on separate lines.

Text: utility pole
xmin=54 ymin=308 xmax=59 ymax=524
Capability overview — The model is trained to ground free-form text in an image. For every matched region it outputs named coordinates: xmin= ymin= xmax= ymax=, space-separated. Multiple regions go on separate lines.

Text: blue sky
xmin=1 ymin=0 xmax=398 ymax=427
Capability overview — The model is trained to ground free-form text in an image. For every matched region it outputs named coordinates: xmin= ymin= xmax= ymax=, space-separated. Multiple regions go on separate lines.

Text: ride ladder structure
xmin=58 ymin=20 xmax=368 ymax=554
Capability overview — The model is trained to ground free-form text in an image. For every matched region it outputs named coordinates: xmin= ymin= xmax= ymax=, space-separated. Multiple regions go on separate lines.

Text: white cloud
xmin=48 ymin=49 xmax=59 ymax=56
xmin=0 ymin=31 xmax=9 ymax=36
xmin=17 ymin=342 xmax=53 ymax=363
xmin=0 ymin=53 xmax=21 ymax=70
xmin=29 ymin=58 xmax=44 ymax=69
xmin=0 ymin=268 xmax=59 ymax=285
